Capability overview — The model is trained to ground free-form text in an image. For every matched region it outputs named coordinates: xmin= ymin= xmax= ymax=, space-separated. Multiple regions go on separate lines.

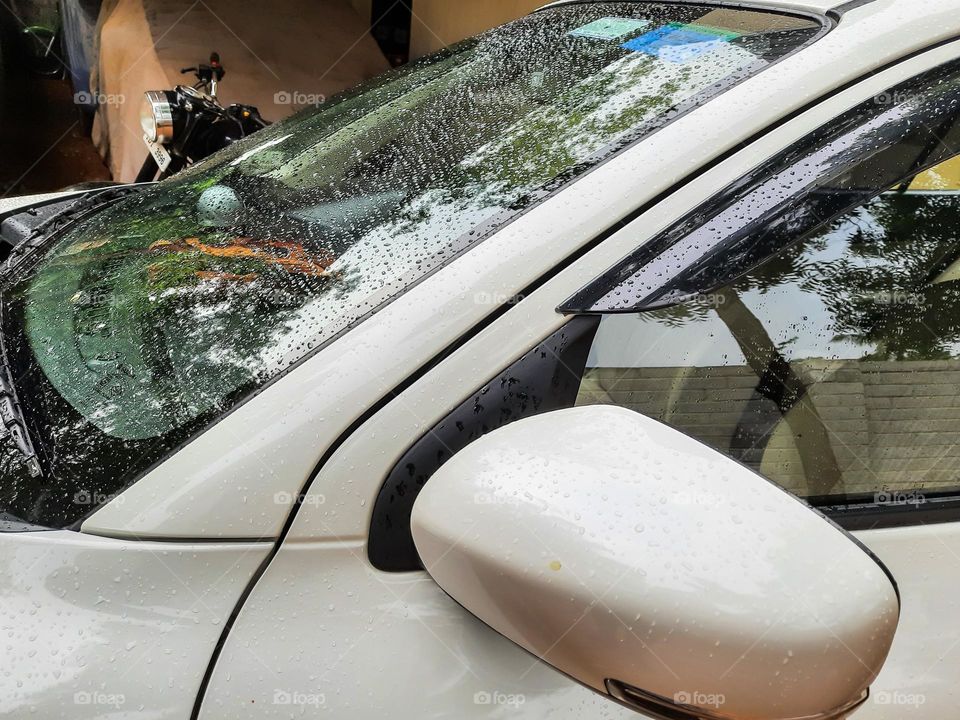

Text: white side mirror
xmin=412 ymin=406 xmax=899 ymax=720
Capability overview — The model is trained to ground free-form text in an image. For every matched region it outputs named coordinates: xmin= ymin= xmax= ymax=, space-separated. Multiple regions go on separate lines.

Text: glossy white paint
xmin=0 ymin=530 xmax=268 ymax=718
xmin=198 ymin=542 xmax=633 ymax=719
xmin=413 ymin=407 xmax=899 ymax=719
xmin=200 ymin=31 xmax=960 ymax=720
xmin=1 ymin=2 xmax=958 ymax=719
xmin=83 ymin=0 xmax=960 ymax=541
xmin=853 ymin=523 xmax=960 ymax=718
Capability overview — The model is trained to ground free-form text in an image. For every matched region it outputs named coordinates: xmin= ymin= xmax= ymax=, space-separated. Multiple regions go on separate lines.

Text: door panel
xmin=197 ymin=543 xmax=635 ymax=719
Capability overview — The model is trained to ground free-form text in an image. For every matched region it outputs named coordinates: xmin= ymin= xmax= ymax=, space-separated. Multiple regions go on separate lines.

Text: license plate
xmin=143 ymin=134 xmax=172 ymax=172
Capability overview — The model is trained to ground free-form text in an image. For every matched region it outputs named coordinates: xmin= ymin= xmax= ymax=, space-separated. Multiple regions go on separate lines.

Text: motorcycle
xmin=137 ymin=53 xmax=269 ymax=182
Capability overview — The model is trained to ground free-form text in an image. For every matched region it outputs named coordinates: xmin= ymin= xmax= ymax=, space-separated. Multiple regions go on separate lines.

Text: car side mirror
xmin=412 ymin=406 xmax=899 ymax=720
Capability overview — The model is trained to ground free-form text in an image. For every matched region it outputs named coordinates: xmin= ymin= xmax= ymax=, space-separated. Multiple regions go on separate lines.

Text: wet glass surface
xmin=579 ymin=182 xmax=960 ymax=501
xmin=0 ymin=3 xmax=820 ymax=528
xmin=565 ymin=60 xmax=960 ymax=314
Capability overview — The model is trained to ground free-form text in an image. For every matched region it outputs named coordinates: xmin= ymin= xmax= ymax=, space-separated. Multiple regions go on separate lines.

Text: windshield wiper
xmin=3 ymin=185 xmax=143 ymax=277
xmin=0 ymin=298 xmax=41 ymax=477
xmin=0 ymin=187 xmax=145 ymax=480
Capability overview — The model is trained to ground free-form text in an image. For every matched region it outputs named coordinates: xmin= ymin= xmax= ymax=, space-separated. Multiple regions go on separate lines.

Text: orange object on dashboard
xmin=149 ymin=237 xmax=335 ymax=276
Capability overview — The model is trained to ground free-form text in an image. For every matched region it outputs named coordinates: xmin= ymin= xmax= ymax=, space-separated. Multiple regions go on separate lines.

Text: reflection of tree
xmin=648 ymin=192 xmax=960 ymax=495
xmin=464 ymin=52 xmax=682 ymax=193
xmin=735 ymin=194 xmax=960 ymax=493
xmin=644 ymin=299 xmax=714 ymax=327
xmin=648 ymin=231 xmax=840 ymax=495
xmin=799 ymin=194 xmax=960 ymax=360
xmin=713 ymin=287 xmax=842 ymax=496
xmin=263 ymin=20 xmax=756 ymax=277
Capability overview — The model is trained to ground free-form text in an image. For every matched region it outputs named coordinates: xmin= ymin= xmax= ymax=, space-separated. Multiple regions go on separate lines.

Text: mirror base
xmin=605 ymin=679 xmax=870 ymax=720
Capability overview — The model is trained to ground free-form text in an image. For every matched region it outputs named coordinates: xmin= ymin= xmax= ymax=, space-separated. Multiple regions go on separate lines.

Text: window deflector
xmin=559 ymin=60 xmax=960 ymax=315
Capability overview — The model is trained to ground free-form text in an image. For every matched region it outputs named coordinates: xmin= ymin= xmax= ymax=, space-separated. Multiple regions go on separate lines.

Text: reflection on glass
xmin=0 ymin=3 xmax=820 ymax=528
xmin=579 ymin=186 xmax=960 ymax=501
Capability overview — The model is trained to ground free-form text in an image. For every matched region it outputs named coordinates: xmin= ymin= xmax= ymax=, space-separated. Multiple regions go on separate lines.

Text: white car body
xmin=3 ymin=0 xmax=960 ymax=717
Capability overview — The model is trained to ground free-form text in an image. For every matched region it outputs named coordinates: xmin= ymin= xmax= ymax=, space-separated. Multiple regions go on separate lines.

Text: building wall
xmin=93 ymin=0 xmax=389 ymax=182
xmin=409 ymin=0 xmax=544 ymax=58
xmin=578 ymin=360 xmax=960 ymax=499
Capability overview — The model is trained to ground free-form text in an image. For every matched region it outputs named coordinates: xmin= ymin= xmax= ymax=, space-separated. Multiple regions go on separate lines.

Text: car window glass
xmin=563 ymin=61 xmax=960 ymax=314
xmin=0 ymin=3 xmax=821 ymax=530
xmin=577 ymin=157 xmax=960 ymax=503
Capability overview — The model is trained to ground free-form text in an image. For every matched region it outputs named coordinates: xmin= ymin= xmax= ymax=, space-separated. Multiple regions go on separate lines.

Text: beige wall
xmin=93 ymin=0 xmax=388 ymax=181
xmin=410 ymin=0 xmax=544 ymax=58
xmin=579 ymin=359 xmax=960 ymax=498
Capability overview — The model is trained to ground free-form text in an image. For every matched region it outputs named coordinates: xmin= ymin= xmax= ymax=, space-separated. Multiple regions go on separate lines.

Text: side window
xmin=577 ymin=157 xmax=960 ymax=504
xmin=371 ymin=60 xmax=960 ymax=572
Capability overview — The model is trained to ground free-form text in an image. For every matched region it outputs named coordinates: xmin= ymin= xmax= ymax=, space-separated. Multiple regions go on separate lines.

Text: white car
xmin=2 ymin=0 xmax=959 ymax=717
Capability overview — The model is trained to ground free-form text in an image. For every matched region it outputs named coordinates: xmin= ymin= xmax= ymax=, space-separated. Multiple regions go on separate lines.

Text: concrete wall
xmin=579 ymin=359 xmax=960 ymax=499
xmin=410 ymin=0 xmax=544 ymax=58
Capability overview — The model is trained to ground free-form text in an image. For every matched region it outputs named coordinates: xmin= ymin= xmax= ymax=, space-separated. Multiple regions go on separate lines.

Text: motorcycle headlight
xmin=140 ymin=91 xmax=175 ymax=144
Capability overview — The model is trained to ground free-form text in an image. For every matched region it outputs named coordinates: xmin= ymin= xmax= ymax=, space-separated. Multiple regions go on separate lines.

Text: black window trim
xmin=539 ymin=0 xmax=830 ymax=20
xmin=829 ymin=0 xmax=878 ymax=18
xmin=368 ymin=315 xmax=601 ymax=571
xmin=561 ymin=57 xmax=960 ymax=530
xmin=560 ymin=58 xmax=960 ymax=314
xmin=542 ymin=0 xmax=875 ymax=22
xmin=820 ymin=493 xmax=960 ymax=531
xmin=191 ymin=30 xmax=960 ymax=720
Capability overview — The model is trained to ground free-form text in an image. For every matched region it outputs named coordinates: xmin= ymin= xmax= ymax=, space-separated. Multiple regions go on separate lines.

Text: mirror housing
xmin=412 ymin=406 xmax=899 ymax=720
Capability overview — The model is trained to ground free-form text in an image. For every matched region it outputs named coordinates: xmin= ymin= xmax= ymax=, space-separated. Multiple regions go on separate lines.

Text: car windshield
xmin=0 ymin=2 xmax=822 ymax=529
